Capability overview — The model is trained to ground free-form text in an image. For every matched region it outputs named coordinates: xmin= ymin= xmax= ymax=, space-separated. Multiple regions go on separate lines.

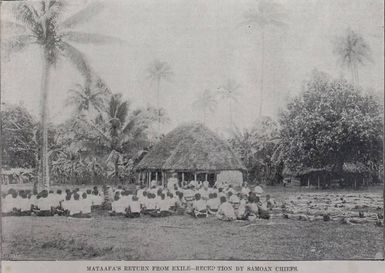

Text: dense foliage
xmin=278 ymin=70 xmax=383 ymax=174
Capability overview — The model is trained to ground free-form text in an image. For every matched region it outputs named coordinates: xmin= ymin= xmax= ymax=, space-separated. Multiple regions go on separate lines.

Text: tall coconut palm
xmin=217 ymin=79 xmax=240 ymax=128
xmin=242 ymin=0 xmax=286 ymax=117
xmin=333 ymin=28 xmax=372 ymax=87
xmin=2 ymin=0 xmax=121 ymax=188
xmin=146 ymin=59 xmax=173 ymax=132
xmin=192 ymin=89 xmax=217 ymax=124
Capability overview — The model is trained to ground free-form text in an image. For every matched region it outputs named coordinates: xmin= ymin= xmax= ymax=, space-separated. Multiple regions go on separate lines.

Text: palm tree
xmin=217 ymin=79 xmax=240 ymax=128
xmin=146 ymin=59 xmax=173 ymax=132
xmin=76 ymin=94 xmax=159 ymax=180
xmin=2 ymin=1 xmax=121 ymax=188
xmin=242 ymin=0 xmax=286 ymax=117
xmin=333 ymin=28 xmax=372 ymax=87
xmin=192 ymin=89 xmax=217 ymax=124
xmin=66 ymin=77 xmax=111 ymax=117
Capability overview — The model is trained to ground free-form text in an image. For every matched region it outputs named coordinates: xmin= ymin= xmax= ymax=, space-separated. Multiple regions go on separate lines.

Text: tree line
xmin=1 ymin=0 xmax=382 ymax=187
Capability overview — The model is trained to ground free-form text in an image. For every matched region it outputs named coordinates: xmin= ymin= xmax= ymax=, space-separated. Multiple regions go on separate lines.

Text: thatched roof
xmin=135 ymin=123 xmax=246 ymax=171
xmin=343 ymin=162 xmax=369 ymax=174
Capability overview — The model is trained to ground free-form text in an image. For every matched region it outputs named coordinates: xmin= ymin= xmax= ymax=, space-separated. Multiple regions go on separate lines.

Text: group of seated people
xmin=2 ymin=187 xmax=103 ymax=218
xmin=2 ymin=180 xmax=276 ymax=222
xmin=109 ymin=179 xmax=276 ymax=221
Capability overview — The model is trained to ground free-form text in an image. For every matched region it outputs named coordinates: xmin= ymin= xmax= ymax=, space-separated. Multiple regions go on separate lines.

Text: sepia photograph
xmin=1 ymin=0 xmax=384 ymax=262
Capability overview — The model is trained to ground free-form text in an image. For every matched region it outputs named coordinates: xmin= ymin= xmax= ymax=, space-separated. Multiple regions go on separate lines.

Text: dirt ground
xmin=1 ymin=186 xmax=384 ymax=261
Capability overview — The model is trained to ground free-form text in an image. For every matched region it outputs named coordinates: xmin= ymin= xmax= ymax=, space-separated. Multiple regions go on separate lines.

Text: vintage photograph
xmin=1 ymin=0 xmax=384 ymax=261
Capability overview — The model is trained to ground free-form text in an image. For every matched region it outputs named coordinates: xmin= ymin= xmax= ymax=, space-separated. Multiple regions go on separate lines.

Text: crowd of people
xmin=2 ymin=187 xmax=103 ymax=218
xmin=2 ymin=177 xmax=276 ymax=222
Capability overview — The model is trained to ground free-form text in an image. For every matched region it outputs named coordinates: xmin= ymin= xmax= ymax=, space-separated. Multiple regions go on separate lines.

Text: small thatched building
xmin=134 ymin=123 xmax=246 ymax=187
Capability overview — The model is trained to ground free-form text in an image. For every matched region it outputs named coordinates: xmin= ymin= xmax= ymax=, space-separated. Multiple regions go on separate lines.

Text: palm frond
xmin=58 ymin=41 xmax=92 ymax=83
xmin=146 ymin=59 xmax=174 ymax=82
xmin=60 ymin=1 xmax=104 ymax=29
xmin=1 ymin=20 xmax=27 ymax=34
xmin=11 ymin=2 xmax=40 ymax=33
xmin=1 ymin=34 xmax=34 ymax=60
xmin=62 ymin=31 xmax=126 ymax=45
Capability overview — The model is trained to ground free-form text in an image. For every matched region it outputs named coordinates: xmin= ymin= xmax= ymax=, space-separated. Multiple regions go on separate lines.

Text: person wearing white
xmin=192 ymin=193 xmax=207 ymax=218
xmin=217 ymin=197 xmax=236 ymax=221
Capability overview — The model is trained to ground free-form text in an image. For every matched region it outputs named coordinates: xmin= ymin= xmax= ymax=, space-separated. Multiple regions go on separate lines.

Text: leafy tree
xmin=146 ymin=59 xmax=173 ymax=131
xmin=1 ymin=104 xmax=37 ymax=168
xmin=229 ymin=116 xmax=280 ymax=184
xmin=333 ymin=28 xmax=372 ymax=87
xmin=242 ymin=0 xmax=286 ymax=117
xmin=2 ymin=0 xmax=121 ymax=188
xmin=279 ymin=70 xmax=383 ymax=174
xmin=192 ymin=89 xmax=217 ymax=124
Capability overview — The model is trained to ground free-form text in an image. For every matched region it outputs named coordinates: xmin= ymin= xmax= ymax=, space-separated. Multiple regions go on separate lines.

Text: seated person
xmin=60 ymin=194 xmax=72 ymax=216
xmin=216 ymin=196 xmax=236 ymax=221
xmin=256 ymin=196 xmax=270 ymax=220
xmin=69 ymin=193 xmax=91 ymax=218
xmin=158 ymin=193 xmax=173 ymax=217
xmin=110 ymin=193 xmax=126 ymax=216
xmin=175 ymin=191 xmax=186 ymax=215
xmin=207 ymin=193 xmax=220 ymax=214
xmin=143 ymin=193 xmax=157 ymax=214
xmin=265 ymin=194 xmax=276 ymax=210
xmin=126 ymin=195 xmax=141 ymax=218
xmin=34 ymin=190 xmax=54 ymax=216
xmin=241 ymin=183 xmax=251 ymax=196
xmin=243 ymin=195 xmax=259 ymax=221
xmin=19 ymin=192 xmax=32 ymax=216
xmin=229 ymin=192 xmax=240 ymax=209
xmin=199 ymin=181 xmax=210 ymax=201
xmin=192 ymin=193 xmax=207 ymax=218
xmin=2 ymin=191 xmax=18 ymax=216
xmin=167 ymin=192 xmax=177 ymax=211
xmin=236 ymin=195 xmax=248 ymax=220
xmin=79 ymin=192 xmax=92 ymax=218
xmin=218 ymin=188 xmax=226 ymax=199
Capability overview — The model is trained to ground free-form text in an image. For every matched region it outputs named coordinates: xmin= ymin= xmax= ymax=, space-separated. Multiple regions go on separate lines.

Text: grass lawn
xmin=1 ymin=185 xmax=383 ymax=260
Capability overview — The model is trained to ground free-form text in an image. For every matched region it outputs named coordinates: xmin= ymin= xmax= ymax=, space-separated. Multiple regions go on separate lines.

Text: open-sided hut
xmin=134 ymin=123 xmax=246 ymax=187
xmin=297 ymin=167 xmax=333 ymax=188
xmin=341 ymin=162 xmax=370 ymax=188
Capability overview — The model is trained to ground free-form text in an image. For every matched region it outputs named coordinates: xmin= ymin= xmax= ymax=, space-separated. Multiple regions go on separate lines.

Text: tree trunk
xmin=40 ymin=51 xmax=51 ymax=190
xmin=156 ymin=77 xmax=161 ymax=133
xmin=203 ymin=108 xmax=206 ymax=125
xmin=258 ymin=29 xmax=265 ymax=117
xmin=229 ymin=100 xmax=233 ymax=128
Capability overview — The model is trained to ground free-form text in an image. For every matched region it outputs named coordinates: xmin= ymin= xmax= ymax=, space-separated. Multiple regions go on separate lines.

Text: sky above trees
xmin=2 ymin=0 xmax=383 ymax=134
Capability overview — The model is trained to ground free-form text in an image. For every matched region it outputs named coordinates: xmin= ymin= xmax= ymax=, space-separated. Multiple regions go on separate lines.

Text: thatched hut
xmin=340 ymin=162 xmax=370 ymax=188
xmin=134 ymin=123 xmax=246 ymax=187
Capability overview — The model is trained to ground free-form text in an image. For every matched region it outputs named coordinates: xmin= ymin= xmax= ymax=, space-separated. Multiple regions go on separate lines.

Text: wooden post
xmin=194 ymin=173 xmax=197 ymax=181
xmin=307 ymin=177 xmax=310 ymax=188
xmin=182 ymin=172 xmax=185 ymax=183
xmin=354 ymin=178 xmax=357 ymax=189
xmin=161 ymin=171 xmax=164 ymax=187
xmin=155 ymin=171 xmax=158 ymax=185
xmin=205 ymin=173 xmax=208 ymax=181
xmin=317 ymin=176 xmax=320 ymax=189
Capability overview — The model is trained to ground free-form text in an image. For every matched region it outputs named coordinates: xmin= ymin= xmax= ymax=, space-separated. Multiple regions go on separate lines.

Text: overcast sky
xmin=1 ymin=0 xmax=384 ymax=134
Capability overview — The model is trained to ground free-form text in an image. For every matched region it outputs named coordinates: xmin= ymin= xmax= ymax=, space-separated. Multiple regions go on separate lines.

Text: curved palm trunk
xmin=203 ymin=107 xmax=207 ymax=125
xmin=156 ymin=77 xmax=161 ymax=133
xmin=229 ymin=100 xmax=233 ymax=128
xmin=40 ymin=51 xmax=51 ymax=190
xmin=258 ymin=29 xmax=265 ymax=117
